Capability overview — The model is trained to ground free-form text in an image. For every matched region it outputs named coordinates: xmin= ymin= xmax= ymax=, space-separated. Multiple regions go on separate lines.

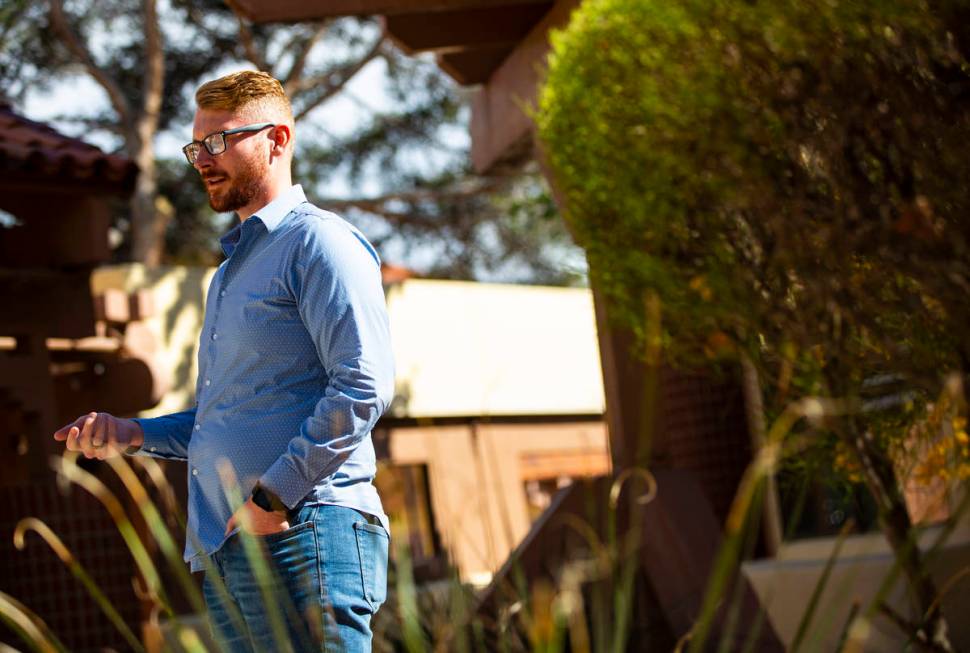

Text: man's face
xmin=191 ymin=108 xmax=270 ymax=214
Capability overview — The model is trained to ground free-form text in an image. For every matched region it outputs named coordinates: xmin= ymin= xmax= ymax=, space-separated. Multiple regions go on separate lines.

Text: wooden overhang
xmin=0 ymin=103 xmax=137 ymax=195
xmin=229 ymin=0 xmax=579 ymax=173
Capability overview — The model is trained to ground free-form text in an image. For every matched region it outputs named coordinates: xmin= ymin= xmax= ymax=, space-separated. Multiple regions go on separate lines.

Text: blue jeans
xmin=202 ymin=504 xmax=389 ymax=652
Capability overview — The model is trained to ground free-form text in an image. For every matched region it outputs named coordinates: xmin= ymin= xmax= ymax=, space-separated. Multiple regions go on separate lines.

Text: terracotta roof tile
xmin=0 ymin=105 xmax=137 ymax=193
xmin=381 ymin=262 xmax=416 ymax=284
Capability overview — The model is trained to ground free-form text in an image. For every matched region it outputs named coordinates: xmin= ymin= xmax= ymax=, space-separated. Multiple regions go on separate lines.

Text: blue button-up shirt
xmin=133 ymin=185 xmax=394 ymax=571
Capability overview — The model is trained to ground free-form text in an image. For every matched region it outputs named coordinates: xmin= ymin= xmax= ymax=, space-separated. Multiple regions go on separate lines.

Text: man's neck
xmin=237 ymin=176 xmax=293 ymax=222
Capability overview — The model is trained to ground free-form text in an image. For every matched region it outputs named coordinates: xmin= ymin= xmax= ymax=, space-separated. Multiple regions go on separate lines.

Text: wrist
xmin=124 ymin=420 xmax=144 ymax=454
xmin=251 ymin=483 xmax=287 ymax=513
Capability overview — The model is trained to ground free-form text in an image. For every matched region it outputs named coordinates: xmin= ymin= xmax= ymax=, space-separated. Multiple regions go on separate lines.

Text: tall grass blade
xmin=177 ymin=626 xmax=209 ymax=653
xmin=393 ymin=538 xmax=430 ymax=653
xmin=0 ymin=591 xmax=68 ymax=653
xmin=13 ymin=518 xmax=144 ymax=653
xmin=51 ymin=454 xmax=174 ymax=618
xmin=790 ymin=518 xmax=856 ymax=652
xmin=717 ymin=484 xmax=765 ymax=653
xmin=108 ymin=456 xmax=206 ymax=616
xmin=138 ymin=458 xmax=248 ymax=652
xmin=217 ymin=461 xmax=295 ymax=653
xmin=834 ymin=601 xmax=861 ymax=652
xmin=688 ymin=398 xmax=842 ymax=653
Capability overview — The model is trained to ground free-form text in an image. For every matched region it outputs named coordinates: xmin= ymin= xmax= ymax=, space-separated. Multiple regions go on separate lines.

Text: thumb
xmin=54 ymin=416 xmax=85 ymax=441
xmin=225 ymin=514 xmax=235 ymax=537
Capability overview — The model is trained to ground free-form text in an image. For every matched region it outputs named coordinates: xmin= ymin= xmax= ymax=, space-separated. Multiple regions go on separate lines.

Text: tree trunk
xmin=844 ymin=415 xmax=953 ymax=652
xmin=739 ymin=354 xmax=783 ymax=556
xmin=128 ymin=138 xmax=163 ymax=265
xmin=129 ymin=0 xmax=165 ymax=265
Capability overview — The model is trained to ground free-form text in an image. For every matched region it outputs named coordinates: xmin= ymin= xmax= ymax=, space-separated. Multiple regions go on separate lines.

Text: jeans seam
xmin=310 ymin=505 xmax=326 ymax=604
xmin=354 ymin=524 xmax=380 ymax=613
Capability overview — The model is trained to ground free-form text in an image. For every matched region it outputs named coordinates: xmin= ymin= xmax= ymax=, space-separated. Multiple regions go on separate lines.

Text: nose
xmin=193 ymin=148 xmax=213 ymax=172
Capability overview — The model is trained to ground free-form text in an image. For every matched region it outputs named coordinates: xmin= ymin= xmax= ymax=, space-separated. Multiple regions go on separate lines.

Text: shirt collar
xmin=250 ymin=184 xmax=307 ymax=233
xmin=219 ymin=184 xmax=307 ymax=258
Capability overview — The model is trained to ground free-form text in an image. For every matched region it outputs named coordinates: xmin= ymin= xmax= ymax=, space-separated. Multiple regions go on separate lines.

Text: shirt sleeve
xmin=130 ymin=407 xmax=196 ymax=460
xmin=258 ymin=219 xmax=394 ymax=508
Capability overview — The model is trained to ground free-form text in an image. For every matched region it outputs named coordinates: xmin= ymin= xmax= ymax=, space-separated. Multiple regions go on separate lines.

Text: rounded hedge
xmin=537 ymin=0 xmax=970 ymax=391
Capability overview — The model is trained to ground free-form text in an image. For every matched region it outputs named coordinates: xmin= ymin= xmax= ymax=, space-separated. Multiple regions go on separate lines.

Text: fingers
xmin=77 ymin=412 xmax=100 ymax=458
xmin=225 ymin=514 xmax=236 ymax=537
xmin=91 ymin=414 xmax=105 ymax=448
xmin=64 ymin=415 xmax=91 ymax=452
xmin=99 ymin=417 xmax=118 ymax=460
xmin=55 ymin=412 xmax=126 ymax=461
xmin=54 ymin=415 xmax=87 ymax=442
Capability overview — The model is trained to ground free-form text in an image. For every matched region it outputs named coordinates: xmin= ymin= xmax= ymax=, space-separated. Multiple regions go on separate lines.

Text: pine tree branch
xmin=48 ymin=0 xmax=132 ymax=128
xmin=45 ymin=114 xmax=126 ymax=135
xmin=282 ymin=21 xmax=330 ymax=97
xmin=322 ymin=176 xmax=507 ymax=211
xmin=291 ymin=36 xmax=385 ymax=122
xmin=184 ymin=4 xmax=227 ymax=51
xmin=235 ymin=13 xmax=268 ymax=72
xmin=326 ymin=200 xmax=439 ymax=228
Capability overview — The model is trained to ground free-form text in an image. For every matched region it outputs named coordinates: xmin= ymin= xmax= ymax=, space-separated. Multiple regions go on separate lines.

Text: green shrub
xmin=538 ymin=0 xmax=969 ymax=379
xmin=537 ymin=0 xmax=970 ymax=648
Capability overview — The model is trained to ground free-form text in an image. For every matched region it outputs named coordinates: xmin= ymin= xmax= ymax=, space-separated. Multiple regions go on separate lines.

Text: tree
xmin=538 ymin=0 xmax=969 ymax=649
xmin=0 ymin=0 xmax=583 ymax=283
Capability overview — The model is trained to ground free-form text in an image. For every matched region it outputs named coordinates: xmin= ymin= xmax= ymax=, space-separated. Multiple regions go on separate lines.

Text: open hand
xmin=53 ymin=412 xmax=144 ymax=460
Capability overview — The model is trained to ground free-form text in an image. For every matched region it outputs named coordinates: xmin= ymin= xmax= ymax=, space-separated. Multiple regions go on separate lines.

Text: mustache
xmin=201 ymin=170 xmax=228 ymax=180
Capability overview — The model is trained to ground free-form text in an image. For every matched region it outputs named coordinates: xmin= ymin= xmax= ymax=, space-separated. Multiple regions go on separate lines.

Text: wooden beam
xmin=469 ymin=0 xmax=580 ymax=173
xmin=382 ymin=3 xmax=550 ymax=54
xmin=0 ymin=194 xmax=111 ymax=268
xmin=0 ymin=269 xmax=97 ymax=339
xmin=233 ymin=0 xmax=549 ymax=22
xmin=437 ymin=46 xmax=514 ymax=85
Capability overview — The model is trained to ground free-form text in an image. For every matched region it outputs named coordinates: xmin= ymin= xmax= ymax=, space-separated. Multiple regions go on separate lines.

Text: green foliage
xmin=539 ymin=2 xmax=970 ymax=646
xmin=537 ymin=0 xmax=970 ymax=391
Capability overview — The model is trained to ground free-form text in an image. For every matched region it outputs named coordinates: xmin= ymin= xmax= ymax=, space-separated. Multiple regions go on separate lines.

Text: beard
xmin=204 ymin=157 xmax=264 ymax=213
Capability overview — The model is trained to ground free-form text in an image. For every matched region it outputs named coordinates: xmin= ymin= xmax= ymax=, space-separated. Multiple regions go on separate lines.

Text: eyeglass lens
xmin=203 ymin=132 xmax=227 ymax=156
xmin=183 ymin=133 xmax=228 ymax=164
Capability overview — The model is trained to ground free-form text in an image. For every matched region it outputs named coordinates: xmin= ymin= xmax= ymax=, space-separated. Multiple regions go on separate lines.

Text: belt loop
xmin=288 ymin=497 xmax=306 ymax=523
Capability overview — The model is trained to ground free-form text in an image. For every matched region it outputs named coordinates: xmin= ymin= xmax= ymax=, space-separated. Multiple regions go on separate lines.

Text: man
xmin=53 ymin=71 xmax=394 ymax=652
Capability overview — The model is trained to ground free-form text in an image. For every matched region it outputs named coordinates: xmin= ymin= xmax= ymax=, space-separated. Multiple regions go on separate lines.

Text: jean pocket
xmin=354 ymin=522 xmax=389 ymax=612
xmin=259 ymin=520 xmax=314 ymax=546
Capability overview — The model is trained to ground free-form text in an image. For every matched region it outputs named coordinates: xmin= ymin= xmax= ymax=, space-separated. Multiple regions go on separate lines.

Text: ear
xmin=269 ymin=124 xmax=292 ymax=154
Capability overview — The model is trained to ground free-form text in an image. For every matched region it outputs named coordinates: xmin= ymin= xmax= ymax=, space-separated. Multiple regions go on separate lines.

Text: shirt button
xmin=211 ymin=333 xmax=218 ymax=340
xmin=150 ymin=446 xmax=157 ymax=453
xmin=219 ymin=290 xmax=226 ymax=297
xmin=195 ymin=424 xmax=201 ymax=431
xmin=205 ymin=378 xmax=211 ymax=386
xmin=192 ymin=468 xmax=199 ymax=476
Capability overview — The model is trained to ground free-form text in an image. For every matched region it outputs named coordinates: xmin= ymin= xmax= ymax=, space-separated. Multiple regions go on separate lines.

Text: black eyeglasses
xmin=182 ymin=122 xmax=275 ymax=164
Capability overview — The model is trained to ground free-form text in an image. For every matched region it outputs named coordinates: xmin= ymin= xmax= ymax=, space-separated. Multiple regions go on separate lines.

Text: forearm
xmin=259 ymin=382 xmax=389 ymax=507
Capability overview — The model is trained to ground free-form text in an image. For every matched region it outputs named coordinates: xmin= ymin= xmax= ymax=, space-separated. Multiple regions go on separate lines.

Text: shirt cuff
xmin=129 ymin=417 xmax=187 ymax=460
xmin=259 ymin=458 xmax=309 ymax=510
